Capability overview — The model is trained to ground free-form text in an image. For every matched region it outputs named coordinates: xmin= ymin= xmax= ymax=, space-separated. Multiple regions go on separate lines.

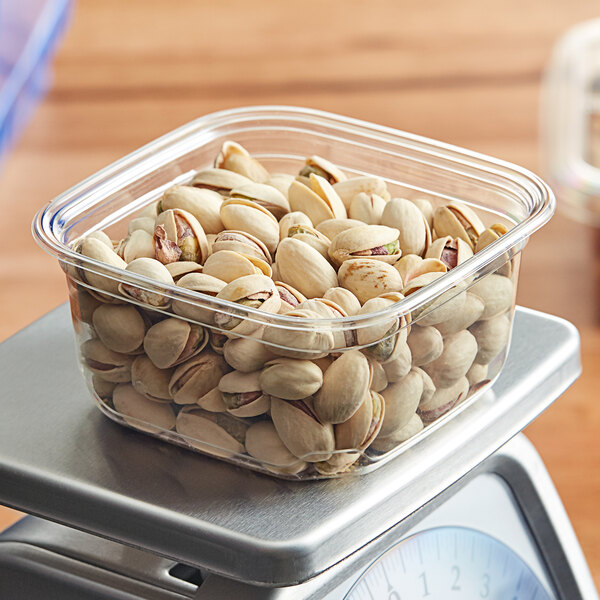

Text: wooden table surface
xmin=1 ymin=0 xmax=599 ymax=590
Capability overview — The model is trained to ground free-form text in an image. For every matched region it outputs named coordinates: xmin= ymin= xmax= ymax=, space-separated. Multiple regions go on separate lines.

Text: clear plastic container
xmin=33 ymin=106 xmax=554 ymax=479
xmin=542 ymin=18 xmax=600 ymax=225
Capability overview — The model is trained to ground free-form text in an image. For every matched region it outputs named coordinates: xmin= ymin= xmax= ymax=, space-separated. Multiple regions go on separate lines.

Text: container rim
xmin=32 ymin=105 xmax=555 ymax=329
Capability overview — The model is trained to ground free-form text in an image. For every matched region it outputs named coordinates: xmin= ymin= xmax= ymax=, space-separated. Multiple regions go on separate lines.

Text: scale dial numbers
xmin=345 ymin=526 xmax=554 ymax=600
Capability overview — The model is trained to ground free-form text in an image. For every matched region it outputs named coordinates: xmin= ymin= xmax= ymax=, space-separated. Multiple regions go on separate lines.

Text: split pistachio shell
xmin=202 ymin=250 xmax=271 ymax=283
xmin=270 ymin=397 xmax=335 ymax=462
xmin=426 ymin=236 xmax=473 ymax=270
xmin=275 ymin=281 xmax=306 ymax=313
xmin=154 ymin=208 xmax=209 ymax=264
xmin=349 ymin=192 xmax=386 ymax=225
xmin=197 ymin=387 xmax=228 ymax=412
xmin=466 ymin=362 xmax=488 ymax=386
xmin=267 ymin=173 xmax=295 ymax=199
xmin=315 ymin=218 xmax=364 ymax=240
xmin=381 ymin=198 xmax=429 ymax=256
xmin=394 ymin=254 xmax=423 ymax=283
xmin=407 ymin=325 xmax=444 ymax=367
xmin=333 ymin=176 xmax=388 ymax=210
xmin=165 ymin=261 xmax=203 ymax=281
xmin=211 ymin=230 xmax=271 ymax=263
xmin=288 ymin=180 xmax=337 ymax=227
xmin=245 ymin=421 xmax=307 ymax=475
xmin=323 ymin=287 xmax=361 ymax=316
xmin=119 ymin=258 xmax=174 ymax=308
xmin=309 ymin=173 xmax=347 ymax=218
xmin=433 ymin=202 xmax=485 ymax=249
xmin=218 ymin=370 xmax=270 ymax=417
xmin=338 ymin=258 xmax=403 ymax=304
xmin=175 ymin=406 xmax=246 ymax=457
xmin=143 ymin=318 xmax=208 ymax=369
xmin=371 ymin=413 xmax=424 ymax=452
xmin=469 ymin=274 xmax=514 ymax=320
xmin=92 ymin=304 xmax=147 ymax=353
xmin=422 ymin=330 xmax=477 ymax=389
xmin=131 ymin=355 xmax=173 ymax=402
xmin=378 ymin=369 xmax=423 ymax=438
xmin=172 ymin=273 xmax=227 ymax=325
xmin=262 ymin=308 xmax=335 ymax=359
xmin=260 ymin=358 xmax=323 ymax=400
xmin=192 ymin=168 xmax=253 ymax=195
xmin=120 ymin=230 xmax=155 ymax=263
xmin=161 ymin=185 xmax=224 ymax=235
xmin=314 ymin=350 xmax=371 ymax=424
xmin=276 ymin=237 xmax=338 ymax=299
xmin=469 ymin=314 xmax=511 ymax=365
xmin=220 ymin=198 xmax=279 ymax=254
xmin=214 ymin=274 xmax=280 ymax=335
xmin=169 ymin=350 xmax=230 ymax=404
xmin=223 ymin=335 xmax=274 ymax=372
xmin=434 ymin=292 xmax=484 ymax=336
xmin=279 ymin=211 xmax=313 ymax=240
xmin=418 ymin=377 xmax=469 ymax=423
xmin=287 ymin=225 xmax=331 ymax=260
xmin=113 ymin=384 xmax=176 ymax=433
xmin=329 ymin=225 xmax=401 ymax=267
xmin=81 ymin=338 xmax=133 ymax=383
xmin=77 ymin=237 xmax=128 ymax=296
xmin=231 ymin=182 xmax=290 ymax=219
xmin=299 ymin=155 xmax=347 ymax=185
xmin=475 ymin=224 xmax=508 ymax=253
xmin=214 ymin=141 xmax=270 ymax=183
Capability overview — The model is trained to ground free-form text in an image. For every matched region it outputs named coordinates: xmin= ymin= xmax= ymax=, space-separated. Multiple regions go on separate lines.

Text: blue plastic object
xmin=0 ymin=0 xmax=71 ymax=162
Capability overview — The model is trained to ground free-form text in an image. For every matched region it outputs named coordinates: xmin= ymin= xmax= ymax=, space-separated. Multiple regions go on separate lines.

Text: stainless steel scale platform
xmin=0 ymin=304 xmax=597 ymax=599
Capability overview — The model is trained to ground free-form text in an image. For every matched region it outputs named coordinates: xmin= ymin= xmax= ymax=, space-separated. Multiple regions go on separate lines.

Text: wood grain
xmin=0 ymin=0 xmax=598 ymax=588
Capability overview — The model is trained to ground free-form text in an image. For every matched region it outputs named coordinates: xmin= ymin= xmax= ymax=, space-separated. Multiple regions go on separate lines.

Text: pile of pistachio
xmin=71 ymin=141 xmax=514 ymax=478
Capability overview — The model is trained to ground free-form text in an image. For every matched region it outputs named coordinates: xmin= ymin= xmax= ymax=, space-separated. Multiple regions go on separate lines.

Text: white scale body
xmin=0 ymin=305 xmax=597 ymax=599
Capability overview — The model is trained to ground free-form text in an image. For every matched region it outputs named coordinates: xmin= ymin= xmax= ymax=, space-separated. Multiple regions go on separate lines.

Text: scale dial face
xmin=345 ymin=526 xmax=554 ymax=600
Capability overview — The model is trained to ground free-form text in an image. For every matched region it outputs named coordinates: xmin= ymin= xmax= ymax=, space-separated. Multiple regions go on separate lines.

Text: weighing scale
xmin=0 ymin=304 xmax=597 ymax=599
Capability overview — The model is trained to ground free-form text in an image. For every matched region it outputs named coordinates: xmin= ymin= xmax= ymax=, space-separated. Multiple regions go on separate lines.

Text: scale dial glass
xmin=345 ymin=526 xmax=554 ymax=599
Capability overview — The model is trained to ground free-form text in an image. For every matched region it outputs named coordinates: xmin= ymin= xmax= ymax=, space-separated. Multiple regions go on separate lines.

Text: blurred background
xmin=0 ymin=0 xmax=599 ymax=589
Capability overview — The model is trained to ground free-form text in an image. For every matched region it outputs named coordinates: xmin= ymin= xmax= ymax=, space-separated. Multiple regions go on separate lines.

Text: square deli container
xmin=33 ymin=106 xmax=555 ymax=480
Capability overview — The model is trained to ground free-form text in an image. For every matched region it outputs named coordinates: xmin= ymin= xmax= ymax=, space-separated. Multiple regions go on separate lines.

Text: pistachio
xmin=245 ymin=421 xmax=308 ymax=475
xmin=119 ymin=258 xmax=174 ymax=308
xmin=469 ymin=274 xmax=514 ymax=320
xmin=138 ymin=201 xmax=160 ymax=220
xmin=92 ymin=304 xmax=147 ymax=354
xmin=175 ymin=406 xmax=247 ymax=457
xmin=92 ymin=375 xmax=117 ymax=401
xmin=349 ymin=192 xmax=387 ymax=225
xmin=315 ymin=218 xmax=364 ymax=240
xmin=209 ymin=330 xmax=228 ymax=355
xmin=214 ymin=141 xmax=270 ymax=183
xmin=223 ymin=335 xmax=275 ymax=372
xmin=367 ymin=357 xmax=388 ymax=392
xmin=329 ymin=225 xmax=401 ymax=267
xmin=211 ymin=230 xmax=271 ymax=264
xmin=192 ymin=168 xmax=253 ymax=195
xmin=466 ymin=362 xmax=488 ymax=387
xmin=143 ymin=318 xmax=208 ymax=369
xmin=378 ymin=369 xmax=423 ymax=438
xmin=161 ymin=185 xmax=224 ymax=234
xmin=172 ymin=273 xmax=227 ymax=325
xmin=418 ymin=376 xmax=469 ymax=423
xmin=113 ymin=384 xmax=176 ymax=433
xmin=279 ymin=211 xmax=313 ymax=240
xmin=260 ymin=358 xmax=323 ymax=400
xmin=267 ymin=173 xmax=295 ymax=199
xmin=475 ymin=224 xmax=512 ymax=277
xmin=131 ymin=355 xmax=173 ymax=402
xmin=469 ymin=314 xmax=511 ymax=365
xmin=165 ymin=261 xmax=203 ymax=281
xmin=410 ymin=198 xmax=434 ymax=229
xmin=275 ymin=281 xmax=307 ymax=313
xmin=434 ymin=292 xmax=484 ymax=336
xmin=314 ymin=350 xmax=371 ymax=424
xmin=287 ymin=224 xmax=332 ymax=260
xmin=288 ymin=174 xmax=346 ymax=226
xmin=381 ymin=198 xmax=430 ymax=256
xmin=422 ymin=330 xmax=477 ymax=389
xmin=168 ymin=350 xmax=230 ymax=404
xmin=81 ymin=339 xmax=133 ymax=383
xmin=371 ymin=413 xmax=424 ymax=452
xmin=202 ymin=250 xmax=271 ymax=283
xmin=299 ymin=155 xmax=347 ymax=185
xmin=218 ymin=370 xmax=270 ymax=417
xmin=154 ymin=208 xmax=209 ymax=265
xmin=120 ymin=230 xmax=155 ymax=263
xmin=433 ymin=202 xmax=485 ymax=250
xmin=381 ymin=340 xmax=412 ymax=382
xmin=197 ymin=386 xmax=228 ymax=412
xmin=76 ymin=287 xmax=103 ymax=325
xmin=86 ymin=230 xmax=114 ymax=249
xmin=220 ymin=198 xmax=280 ymax=254
xmin=323 ymin=287 xmax=361 ymax=316
xmin=425 ymin=236 xmax=473 ymax=270
xmin=231 ymin=182 xmax=290 ymax=220
xmin=413 ymin=367 xmax=436 ymax=405
xmin=394 ymin=254 xmax=423 ymax=284
xmin=276 ymin=237 xmax=338 ymax=299
xmin=338 ymin=258 xmax=403 ymax=304
xmin=270 ymin=397 xmax=335 ymax=462
xmin=407 ymin=325 xmax=444 ymax=367
xmin=333 ymin=176 xmax=389 ymax=210
xmin=76 ymin=237 xmax=128 ymax=296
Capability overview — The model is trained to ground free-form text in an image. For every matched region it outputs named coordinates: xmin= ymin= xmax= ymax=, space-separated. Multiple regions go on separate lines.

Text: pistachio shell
xmin=270 ymin=397 xmax=335 ymax=462
xmin=211 ymin=230 xmax=271 ymax=263
xmin=220 ymin=198 xmax=279 ymax=254
xmin=92 ymin=375 xmax=117 ymax=400
xmin=394 ymin=254 xmax=423 ymax=283
xmin=165 ymin=261 xmax=203 ymax=281
xmin=299 ymin=155 xmax=347 ymax=185
xmin=410 ymin=198 xmax=434 ymax=229
xmin=81 ymin=338 xmax=133 ymax=383
xmin=418 ymin=376 xmax=468 ymax=422
xmin=119 ymin=257 xmax=174 ymax=308
xmin=169 ymin=350 xmax=230 ymax=404
xmin=218 ymin=370 xmax=270 ymax=417
xmin=356 ymin=296 xmax=401 ymax=348
xmin=381 ymin=198 xmax=429 ymax=256
xmin=260 ymin=358 xmax=323 ymax=400
xmin=143 ymin=318 xmax=208 ymax=369
xmin=407 ymin=325 xmax=444 ymax=367
xmin=434 ymin=292 xmax=484 ymax=336
xmin=172 ymin=273 xmax=227 ymax=325
xmin=333 ymin=176 xmax=388 ymax=210
xmin=381 ymin=341 xmax=412 ymax=382
xmin=222 ymin=335 xmax=274 ymax=372
xmin=245 ymin=421 xmax=307 ymax=475
xmin=279 ymin=211 xmax=313 ymax=240
xmin=267 ymin=173 xmax=295 ymax=199
xmin=309 ymin=173 xmax=347 ymax=219
xmin=378 ymin=369 xmax=423 ymax=438
xmin=288 ymin=180 xmax=335 ymax=226
xmin=349 ymin=192 xmax=386 ymax=225
xmin=469 ymin=314 xmax=511 ymax=365
xmin=368 ymin=357 xmax=388 ymax=392
xmin=113 ymin=384 xmax=176 ymax=433
xmin=120 ymin=230 xmax=155 ymax=263
xmin=422 ymin=330 xmax=477 ymax=389
xmin=466 ymin=362 xmax=489 ymax=387
xmin=323 ymin=287 xmax=361 ymax=316
xmin=315 ymin=218 xmax=364 ymax=240
xmin=131 ymin=355 xmax=173 ymax=402
xmin=469 ymin=274 xmax=514 ymax=320
xmin=92 ymin=304 xmax=147 ymax=353
xmin=77 ymin=237 xmax=128 ymax=296
xmin=275 ymin=281 xmax=307 ymax=313
xmin=76 ymin=287 xmax=103 ymax=325
xmin=287 ymin=224 xmax=332 ymax=260
xmin=231 ymin=182 xmax=290 ymax=219
xmin=314 ymin=350 xmax=371 ymax=424
xmin=138 ymin=201 xmax=159 ymax=220
xmin=175 ymin=406 xmax=246 ymax=457
xmin=191 ymin=168 xmax=252 ymax=194
xmin=197 ymin=386 xmax=228 ymax=412
xmin=154 ymin=208 xmax=209 ymax=265
xmin=371 ymin=413 xmax=424 ymax=452
xmin=161 ymin=185 xmax=224 ymax=234
xmin=425 ymin=236 xmax=473 ymax=270
xmin=433 ymin=203 xmax=485 ymax=249
xmin=202 ymin=250 xmax=271 ymax=283
xmin=329 ymin=225 xmax=401 ymax=267
xmin=214 ymin=141 xmax=270 ymax=183
xmin=413 ymin=367 xmax=436 ymax=405
xmin=276 ymin=237 xmax=338 ymax=299
xmin=86 ymin=230 xmax=114 ymax=249
xmin=338 ymin=258 xmax=403 ymax=304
